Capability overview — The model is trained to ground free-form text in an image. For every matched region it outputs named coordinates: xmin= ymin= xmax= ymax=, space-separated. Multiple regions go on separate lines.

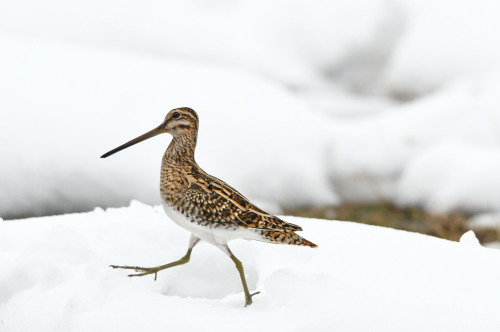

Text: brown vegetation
xmin=285 ymin=202 xmax=500 ymax=245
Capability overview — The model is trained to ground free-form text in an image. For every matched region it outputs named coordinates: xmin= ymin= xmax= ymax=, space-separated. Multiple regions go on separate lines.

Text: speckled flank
xmin=159 ymin=107 xmax=317 ymax=247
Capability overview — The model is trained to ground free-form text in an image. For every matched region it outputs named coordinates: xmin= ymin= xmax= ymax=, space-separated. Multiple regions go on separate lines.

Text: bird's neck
xmin=160 ymin=132 xmax=198 ymax=205
xmin=163 ymin=132 xmax=198 ymax=167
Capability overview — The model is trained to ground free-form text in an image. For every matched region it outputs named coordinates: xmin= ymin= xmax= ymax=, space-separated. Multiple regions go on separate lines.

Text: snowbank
xmin=327 ymin=71 xmax=500 ymax=212
xmin=469 ymin=212 xmax=500 ymax=229
xmin=1 ymin=202 xmax=499 ymax=331
xmin=5 ymin=0 xmax=499 ymax=96
xmin=383 ymin=0 xmax=500 ymax=97
xmin=397 ymin=141 xmax=500 ymax=212
xmin=0 ymin=32 xmax=336 ymax=218
xmin=3 ymin=0 xmax=500 ymax=219
xmin=0 ymin=0 xmax=402 ymax=90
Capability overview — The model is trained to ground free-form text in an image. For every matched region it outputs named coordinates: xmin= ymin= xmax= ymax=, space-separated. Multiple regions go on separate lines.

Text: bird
xmin=101 ymin=107 xmax=317 ymax=306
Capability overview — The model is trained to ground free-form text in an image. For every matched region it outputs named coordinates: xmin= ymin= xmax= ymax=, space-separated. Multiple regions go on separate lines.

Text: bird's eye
xmin=172 ymin=112 xmax=180 ymax=119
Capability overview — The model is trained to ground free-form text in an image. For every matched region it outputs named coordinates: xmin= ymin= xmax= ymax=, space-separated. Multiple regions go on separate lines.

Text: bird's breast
xmin=159 ymin=163 xmax=190 ymax=204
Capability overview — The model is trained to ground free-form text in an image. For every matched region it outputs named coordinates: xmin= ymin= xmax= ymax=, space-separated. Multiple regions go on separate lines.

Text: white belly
xmin=161 ymin=202 xmax=263 ymax=245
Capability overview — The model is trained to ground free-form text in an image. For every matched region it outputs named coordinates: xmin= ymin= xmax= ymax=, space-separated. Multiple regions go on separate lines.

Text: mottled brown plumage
xmin=102 ymin=107 xmax=316 ymax=307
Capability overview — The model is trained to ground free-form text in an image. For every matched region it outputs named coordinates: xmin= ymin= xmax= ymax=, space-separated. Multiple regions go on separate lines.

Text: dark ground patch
xmin=285 ymin=202 xmax=500 ymax=245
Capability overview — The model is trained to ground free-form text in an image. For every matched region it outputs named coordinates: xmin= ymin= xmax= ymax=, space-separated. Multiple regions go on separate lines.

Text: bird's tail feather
xmin=259 ymin=230 xmax=318 ymax=248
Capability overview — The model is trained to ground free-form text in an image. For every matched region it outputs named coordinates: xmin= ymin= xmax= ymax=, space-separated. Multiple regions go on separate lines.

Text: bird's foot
xmin=110 ymin=265 xmax=161 ymax=280
xmin=110 ymin=255 xmax=190 ymax=281
xmin=244 ymin=291 xmax=260 ymax=307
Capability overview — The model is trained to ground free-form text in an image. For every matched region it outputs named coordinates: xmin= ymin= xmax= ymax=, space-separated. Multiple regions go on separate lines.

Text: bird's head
xmin=101 ymin=107 xmax=199 ymax=158
xmin=163 ymin=107 xmax=199 ymax=134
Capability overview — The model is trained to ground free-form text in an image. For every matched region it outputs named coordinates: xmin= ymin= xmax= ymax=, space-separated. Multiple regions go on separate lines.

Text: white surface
xmin=469 ymin=213 xmax=500 ymax=229
xmin=383 ymin=0 xmax=500 ymax=97
xmin=0 ymin=0 xmax=400 ymax=90
xmin=1 ymin=202 xmax=500 ymax=331
xmin=327 ymin=72 xmax=500 ymax=212
xmin=459 ymin=230 xmax=481 ymax=247
xmin=3 ymin=0 xmax=500 ymax=218
xmin=397 ymin=141 xmax=500 ymax=213
xmin=0 ymin=32 xmax=337 ymax=217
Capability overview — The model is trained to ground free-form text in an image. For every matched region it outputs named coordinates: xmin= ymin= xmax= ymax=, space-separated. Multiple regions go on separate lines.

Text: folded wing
xmin=181 ymin=173 xmax=302 ymax=232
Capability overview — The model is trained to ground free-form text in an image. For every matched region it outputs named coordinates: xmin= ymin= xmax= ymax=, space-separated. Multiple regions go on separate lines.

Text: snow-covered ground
xmin=3 ymin=2 xmax=500 ymax=331
xmin=2 ymin=0 xmax=500 ymax=219
xmin=1 ymin=202 xmax=499 ymax=331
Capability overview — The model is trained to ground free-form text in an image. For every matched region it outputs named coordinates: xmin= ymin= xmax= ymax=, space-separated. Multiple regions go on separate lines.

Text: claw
xmin=110 ymin=264 xmax=160 ymax=279
xmin=127 ymin=273 xmax=144 ymax=278
xmin=244 ymin=291 xmax=260 ymax=307
xmin=110 ymin=265 xmax=143 ymax=271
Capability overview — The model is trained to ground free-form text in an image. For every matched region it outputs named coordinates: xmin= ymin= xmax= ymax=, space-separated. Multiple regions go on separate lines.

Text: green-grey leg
xmin=224 ymin=245 xmax=260 ymax=307
xmin=111 ymin=234 xmax=200 ymax=281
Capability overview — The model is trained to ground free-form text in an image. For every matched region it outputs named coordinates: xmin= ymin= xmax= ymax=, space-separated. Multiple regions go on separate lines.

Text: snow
xmin=3 ymin=3 xmax=500 ymax=329
xmin=0 ymin=0 xmax=399 ymax=89
xmin=327 ymin=72 xmax=500 ymax=210
xmin=0 ymin=32 xmax=336 ymax=218
xmin=3 ymin=0 xmax=500 ymax=220
xmin=1 ymin=202 xmax=500 ymax=331
xmin=383 ymin=0 xmax=500 ymax=97
xmin=468 ymin=212 xmax=500 ymax=229
xmin=459 ymin=230 xmax=481 ymax=247
xmin=397 ymin=141 xmax=500 ymax=213
xmin=3 ymin=0 xmax=489 ymax=97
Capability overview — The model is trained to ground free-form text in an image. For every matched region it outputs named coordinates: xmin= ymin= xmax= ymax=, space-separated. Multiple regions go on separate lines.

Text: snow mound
xmin=469 ymin=212 xmax=500 ymax=229
xmin=0 ymin=0 xmax=402 ymax=90
xmin=1 ymin=202 xmax=500 ymax=331
xmin=3 ymin=0 xmax=500 ymax=219
xmin=327 ymin=70 xmax=500 ymax=211
xmin=397 ymin=141 xmax=500 ymax=212
xmin=383 ymin=0 xmax=500 ymax=96
xmin=0 ymin=32 xmax=337 ymax=218
xmin=459 ymin=230 xmax=481 ymax=247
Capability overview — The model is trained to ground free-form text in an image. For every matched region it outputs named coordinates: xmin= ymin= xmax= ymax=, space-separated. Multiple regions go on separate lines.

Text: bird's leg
xmin=111 ymin=235 xmax=200 ymax=281
xmin=223 ymin=245 xmax=260 ymax=307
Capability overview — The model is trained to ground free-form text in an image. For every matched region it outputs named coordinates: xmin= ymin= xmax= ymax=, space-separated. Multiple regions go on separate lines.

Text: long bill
xmin=101 ymin=124 xmax=164 ymax=158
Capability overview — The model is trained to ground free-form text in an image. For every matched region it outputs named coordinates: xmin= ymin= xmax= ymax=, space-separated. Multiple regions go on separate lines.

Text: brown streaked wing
xmin=181 ymin=173 xmax=303 ymax=232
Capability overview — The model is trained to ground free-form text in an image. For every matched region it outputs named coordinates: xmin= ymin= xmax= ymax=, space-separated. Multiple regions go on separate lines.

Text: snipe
xmin=101 ymin=107 xmax=317 ymax=306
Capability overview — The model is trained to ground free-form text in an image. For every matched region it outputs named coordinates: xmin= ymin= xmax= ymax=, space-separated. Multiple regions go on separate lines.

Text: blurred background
xmin=2 ymin=0 xmax=500 ymax=245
